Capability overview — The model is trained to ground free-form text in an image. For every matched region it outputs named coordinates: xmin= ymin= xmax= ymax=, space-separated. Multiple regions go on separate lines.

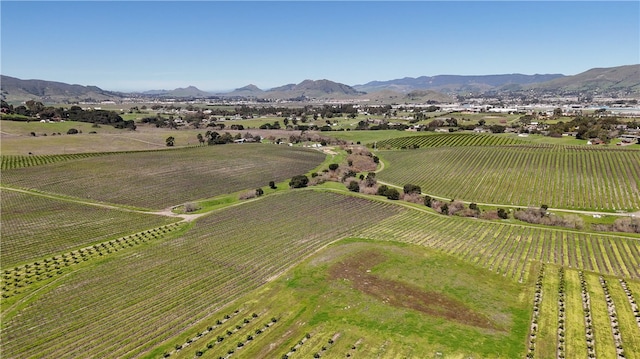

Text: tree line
xmin=1 ymin=100 xmax=135 ymax=130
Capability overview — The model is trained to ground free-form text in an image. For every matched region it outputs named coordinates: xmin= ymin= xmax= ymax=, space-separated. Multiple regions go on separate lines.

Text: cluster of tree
xmin=513 ymin=206 xmax=584 ymax=229
xmin=593 ymin=217 xmax=640 ymax=234
xmin=1 ymin=100 xmax=135 ymax=130
xmin=546 ymin=116 xmax=636 ymax=143
xmin=195 ymin=131 xmax=261 ymax=146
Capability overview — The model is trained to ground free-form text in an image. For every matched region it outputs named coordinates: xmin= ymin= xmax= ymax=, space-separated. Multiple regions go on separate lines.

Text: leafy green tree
xmin=347 ymin=181 xmax=360 ymax=192
xmin=289 ymin=175 xmax=309 ymax=188
xmin=385 ymin=188 xmax=400 ymax=200
xmin=166 ymin=136 xmax=175 ymax=147
xmin=403 ymin=183 xmax=422 ymax=194
xmin=329 ymin=163 xmax=339 ymax=171
xmin=497 ymin=208 xmax=508 ymax=219
xmin=441 ymin=203 xmax=449 ymax=215
xmin=424 ymin=195 xmax=432 ymax=207
xmin=377 ymin=185 xmax=389 ymax=196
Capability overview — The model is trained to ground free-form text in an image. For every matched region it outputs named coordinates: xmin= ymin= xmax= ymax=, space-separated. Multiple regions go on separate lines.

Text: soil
xmin=328 ymin=250 xmax=499 ymax=330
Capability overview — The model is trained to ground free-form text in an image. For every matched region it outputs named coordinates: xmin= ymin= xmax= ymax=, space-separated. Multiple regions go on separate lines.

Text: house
xmin=562 ymin=132 xmax=578 ymax=137
xmin=587 ymin=138 xmax=604 ymax=145
xmin=474 ymin=127 xmax=488 ymax=133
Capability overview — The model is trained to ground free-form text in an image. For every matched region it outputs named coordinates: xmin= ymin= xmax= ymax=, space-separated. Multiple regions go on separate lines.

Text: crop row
xmin=618 ymin=279 xmax=640 ymax=329
xmin=353 ymin=210 xmax=640 ymax=281
xmin=379 ymin=145 xmax=640 ymax=211
xmin=374 ymin=133 xmax=525 ymax=149
xmin=1 ymin=223 xmax=184 ymax=299
xmin=1 ymin=189 xmax=180 ymax=267
xmin=1 ymin=191 xmax=402 ymax=359
xmin=1 ymin=145 xmax=326 ymax=210
xmin=0 ymin=152 xmax=112 ymax=169
xmin=528 ymin=266 xmax=639 ymax=358
xmin=526 ymin=265 xmax=545 ymax=358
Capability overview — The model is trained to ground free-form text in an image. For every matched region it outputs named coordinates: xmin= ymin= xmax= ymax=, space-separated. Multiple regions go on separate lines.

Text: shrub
xmin=329 ymin=163 xmax=339 ymax=171
xmin=184 ymin=202 xmax=199 ymax=212
xmin=67 ymin=128 xmax=79 ymax=135
xmin=269 ymin=181 xmax=277 ymax=189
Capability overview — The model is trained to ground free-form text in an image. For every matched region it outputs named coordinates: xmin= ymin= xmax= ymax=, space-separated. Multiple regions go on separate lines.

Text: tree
xmin=385 ymin=188 xmax=400 ymax=200
xmin=441 ymin=203 xmax=449 ymax=215
xmin=347 ymin=181 xmax=360 ymax=192
xmin=67 ymin=128 xmax=79 ymax=135
xmin=166 ymin=136 xmax=175 ymax=147
xmin=197 ymin=133 xmax=204 ymax=145
xmin=497 ymin=208 xmax=508 ymax=219
xmin=377 ymin=185 xmax=389 ymax=196
xmin=328 ymin=163 xmax=339 ymax=171
xmin=364 ymin=172 xmax=376 ymax=187
xmin=255 ymin=188 xmax=264 ymax=196
xmin=403 ymin=184 xmax=422 ymax=194
xmin=289 ymin=175 xmax=309 ymax=188
xmin=269 ymin=181 xmax=277 ymax=189
xmin=424 ymin=195 xmax=432 ymax=207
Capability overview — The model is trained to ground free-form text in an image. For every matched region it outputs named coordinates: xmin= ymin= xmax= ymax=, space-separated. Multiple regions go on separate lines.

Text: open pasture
xmin=353 ymin=209 xmax=640 ymax=281
xmin=1 ymin=144 xmax=325 ymax=210
xmin=378 ymin=145 xmax=640 ymax=211
xmin=0 ymin=191 xmax=402 ymax=359
xmin=0 ymin=189 xmax=180 ymax=267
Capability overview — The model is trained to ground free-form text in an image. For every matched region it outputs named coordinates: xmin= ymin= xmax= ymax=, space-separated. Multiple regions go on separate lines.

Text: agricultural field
xmin=374 ymin=132 xmax=526 ymax=149
xmin=378 ymin=144 xmax=640 ymax=211
xmin=0 ymin=191 xmax=403 ymax=359
xmin=1 ymin=144 xmax=325 ymax=210
xmin=0 ymin=189 xmax=180 ymax=267
xmin=4 ymin=113 xmax=640 ymax=359
xmin=352 ymin=209 xmax=640 ymax=281
xmin=157 ymin=239 xmax=531 ymax=359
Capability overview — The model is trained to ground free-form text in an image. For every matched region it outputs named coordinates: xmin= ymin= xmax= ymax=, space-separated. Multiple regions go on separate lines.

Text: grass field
xmin=378 ymin=145 xmax=640 ymax=211
xmin=1 ymin=144 xmax=325 ymax=210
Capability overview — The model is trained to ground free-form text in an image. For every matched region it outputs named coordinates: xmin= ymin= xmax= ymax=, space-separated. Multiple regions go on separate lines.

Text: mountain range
xmin=2 ymin=64 xmax=638 ymax=103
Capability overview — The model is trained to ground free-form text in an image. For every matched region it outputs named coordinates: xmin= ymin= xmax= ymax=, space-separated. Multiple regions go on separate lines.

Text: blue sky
xmin=2 ymin=1 xmax=638 ymax=92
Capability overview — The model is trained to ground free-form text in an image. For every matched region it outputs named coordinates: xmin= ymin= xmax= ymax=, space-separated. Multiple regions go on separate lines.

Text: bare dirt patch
xmin=328 ymin=250 xmax=499 ymax=330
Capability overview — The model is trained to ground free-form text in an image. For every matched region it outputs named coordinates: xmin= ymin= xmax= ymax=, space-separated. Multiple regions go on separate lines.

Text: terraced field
xmin=0 ymin=144 xmax=325 ymax=210
xmin=0 ymin=191 xmax=402 ymax=359
xmin=379 ymin=145 xmax=640 ymax=211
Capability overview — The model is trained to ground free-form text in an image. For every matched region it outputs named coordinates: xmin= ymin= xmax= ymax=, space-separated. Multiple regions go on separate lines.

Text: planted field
xmin=0 ymin=144 xmax=325 ymax=210
xmin=0 ymin=189 xmax=180 ymax=267
xmin=0 ymin=191 xmax=402 ymax=359
xmin=353 ymin=209 xmax=640 ymax=281
xmin=156 ymin=239 xmax=530 ymax=359
xmin=1 ymin=152 xmax=119 ymax=169
xmin=379 ymin=145 xmax=640 ymax=211
xmin=526 ymin=266 xmax=640 ymax=359
xmin=374 ymin=132 xmax=526 ymax=149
